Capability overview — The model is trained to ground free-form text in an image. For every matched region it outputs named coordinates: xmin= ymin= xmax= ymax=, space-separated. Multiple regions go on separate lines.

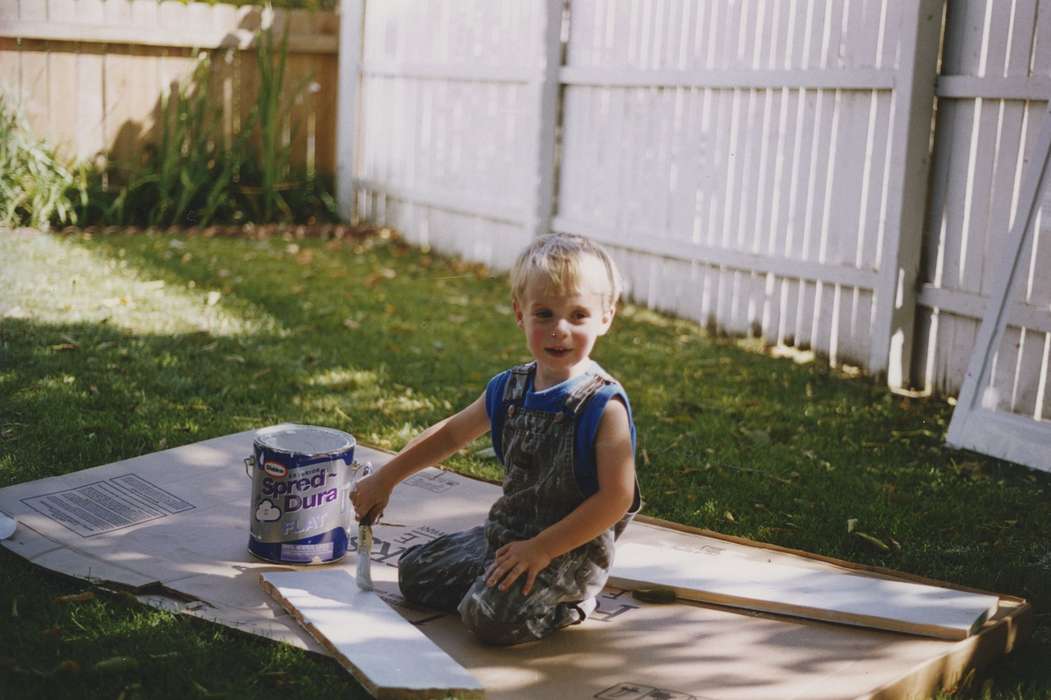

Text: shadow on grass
xmin=0 ymin=549 xmax=367 ymax=699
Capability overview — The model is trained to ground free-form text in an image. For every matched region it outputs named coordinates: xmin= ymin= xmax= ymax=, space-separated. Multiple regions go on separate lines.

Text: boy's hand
xmin=485 ymin=539 xmax=552 ymax=595
xmin=350 ymin=471 xmax=391 ymax=523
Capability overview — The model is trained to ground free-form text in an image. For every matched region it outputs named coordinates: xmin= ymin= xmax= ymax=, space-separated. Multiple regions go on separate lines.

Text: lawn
xmin=1 ymin=227 xmax=1049 ymax=699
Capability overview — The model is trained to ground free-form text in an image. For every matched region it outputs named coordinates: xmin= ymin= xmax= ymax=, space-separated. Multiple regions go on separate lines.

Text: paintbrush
xmin=356 ymin=506 xmax=377 ymax=591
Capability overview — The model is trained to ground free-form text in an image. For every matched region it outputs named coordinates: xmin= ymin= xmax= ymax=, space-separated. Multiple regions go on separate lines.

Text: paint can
xmin=245 ymin=424 xmax=369 ymax=564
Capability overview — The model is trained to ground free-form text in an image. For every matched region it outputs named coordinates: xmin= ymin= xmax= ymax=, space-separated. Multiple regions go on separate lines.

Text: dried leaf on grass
xmin=847 ymin=518 xmax=899 ymax=551
xmin=260 ymin=671 xmax=294 ymax=687
xmin=39 ymin=624 xmax=63 ymax=639
xmin=93 ymin=656 xmax=139 ymax=673
xmin=56 ymin=660 xmax=80 ymax=674
xmin=853 ymin=531 xmax=891 ymax=552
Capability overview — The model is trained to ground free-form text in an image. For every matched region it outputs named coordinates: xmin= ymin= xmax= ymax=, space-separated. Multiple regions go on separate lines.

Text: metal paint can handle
xmin=243 ymin=455 xmax=255 ymax=478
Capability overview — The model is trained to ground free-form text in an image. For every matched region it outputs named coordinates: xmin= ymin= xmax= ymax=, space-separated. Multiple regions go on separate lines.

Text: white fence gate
xmin=913 ymin=1 xmax=1051 ymax=408
xmin=947 ymin=104 xmax=1051 ymax=472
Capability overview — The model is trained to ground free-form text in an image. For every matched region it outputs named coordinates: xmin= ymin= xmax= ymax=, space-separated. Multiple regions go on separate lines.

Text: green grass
xmin=1 ymin=227 xmax=1049 ymax=699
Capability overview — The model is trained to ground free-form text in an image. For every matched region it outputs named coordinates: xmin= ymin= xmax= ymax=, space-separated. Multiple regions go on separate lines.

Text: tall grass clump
xmin=240 ymin=23 xmax=320 ymax=222
xmin=2 ymin=23 xmax=338 ymax=231
xmin=103 ymin=24 xmax=336 ymax=228
xmin=105 ymin=54 xmax=238 ymax=227
xmin=0 ymin=89 xmax=79 ymax=229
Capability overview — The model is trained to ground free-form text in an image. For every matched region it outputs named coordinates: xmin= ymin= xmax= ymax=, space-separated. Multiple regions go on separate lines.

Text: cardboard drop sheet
xmin=0 ymin=427 xmax=1032 ymax=700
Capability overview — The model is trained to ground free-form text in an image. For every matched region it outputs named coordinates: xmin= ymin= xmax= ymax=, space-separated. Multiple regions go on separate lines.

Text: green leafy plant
xmin=2 ymin=19 xmax=338 ymax=230
xmin=241 ymin=22 xmax=315 ymax=222
xmin=0 ymin=89 xmax=78 ymax=229
xmin=106 ymin=54 xmax=232 ymax=227
xmin=99 ymin=24 xmax=331 ymax=228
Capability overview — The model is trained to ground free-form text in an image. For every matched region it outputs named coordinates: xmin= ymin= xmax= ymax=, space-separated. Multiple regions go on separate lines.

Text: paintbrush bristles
xmin=356 ymin=524 xmax=374 ymax=591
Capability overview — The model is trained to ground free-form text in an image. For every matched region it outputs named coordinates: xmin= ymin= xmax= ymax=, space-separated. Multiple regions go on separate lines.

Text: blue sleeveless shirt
xmin=484 ymin=361 xmax=636 ymax=497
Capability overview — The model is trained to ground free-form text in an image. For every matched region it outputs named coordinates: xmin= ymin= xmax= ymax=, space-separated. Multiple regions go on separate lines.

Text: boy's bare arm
xmin=486 ymin=398 xmax=636 ymax=595
xmin=351 ymin=392 xmax=490 ymax=520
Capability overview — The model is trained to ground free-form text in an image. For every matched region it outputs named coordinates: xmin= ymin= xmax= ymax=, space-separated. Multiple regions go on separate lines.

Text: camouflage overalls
xmin=398 ymin=362 xmax=641 ymax=645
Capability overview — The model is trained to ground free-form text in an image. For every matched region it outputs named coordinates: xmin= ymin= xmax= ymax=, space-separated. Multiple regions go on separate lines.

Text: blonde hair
xmin=510 ymin=234 xmax=622 ymax=311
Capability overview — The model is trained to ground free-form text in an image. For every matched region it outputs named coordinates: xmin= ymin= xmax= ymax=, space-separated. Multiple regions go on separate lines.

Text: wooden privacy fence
xmin=0 ymin=0 xmax=339 ymax=176
xmin=340 ymin=0 xmax=1051 ymax=417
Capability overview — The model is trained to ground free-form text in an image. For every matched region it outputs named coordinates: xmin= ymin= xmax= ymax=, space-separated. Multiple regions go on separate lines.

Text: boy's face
xmin=514 ymin=258 xmax=614 ymax=384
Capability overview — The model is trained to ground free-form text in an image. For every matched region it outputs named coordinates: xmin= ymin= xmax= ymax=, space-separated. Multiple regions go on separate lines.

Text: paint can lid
xmin=254 ymin=424 xmax=355 ymax=456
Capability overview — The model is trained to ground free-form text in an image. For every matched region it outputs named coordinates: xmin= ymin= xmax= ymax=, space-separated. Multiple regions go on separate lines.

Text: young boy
xmin=350 ymin=233 xmax=640 ymax=645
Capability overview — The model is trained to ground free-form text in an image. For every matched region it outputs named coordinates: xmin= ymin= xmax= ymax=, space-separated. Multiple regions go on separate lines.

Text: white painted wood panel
xmin=260 ymin=570 xmax=484 ymax=700
xmin=611 ymin=542 xmax=1000 ymax=640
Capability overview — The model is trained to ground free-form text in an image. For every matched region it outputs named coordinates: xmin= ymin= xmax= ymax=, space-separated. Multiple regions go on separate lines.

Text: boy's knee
xmin=457 ymin=587 xmax=526 ymax=645
xmin=396 ymin=542 xmax=464 ymax=612
xmin=396 ymin=546 xmax=425 ymax=602
xmin=457 ymin=584 xmax=562 ymax=646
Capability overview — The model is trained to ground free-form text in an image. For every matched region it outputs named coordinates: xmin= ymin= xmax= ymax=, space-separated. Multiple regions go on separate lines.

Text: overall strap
xmin=563 ymin=374 xmax=613 ymax=417
xmin=501 ymin=362 xmax=535 ymax=406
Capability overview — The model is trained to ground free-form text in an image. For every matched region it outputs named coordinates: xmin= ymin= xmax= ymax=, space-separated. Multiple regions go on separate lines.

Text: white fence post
xmin=525 ymin=0 xmax=563 ymax=240
xmin=336 ymin=0 xmax=365 ymax=224
xmin=869 ymin=0 xmax=944 ymax=387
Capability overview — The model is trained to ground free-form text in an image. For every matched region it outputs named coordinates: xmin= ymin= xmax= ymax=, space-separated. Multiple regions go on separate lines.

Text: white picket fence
xmin=339 ymin=1 xmax=1050 ymax=420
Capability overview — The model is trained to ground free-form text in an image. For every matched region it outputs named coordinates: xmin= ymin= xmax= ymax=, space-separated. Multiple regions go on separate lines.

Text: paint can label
xmin=247 ymin=425 xmax=356 ymax=564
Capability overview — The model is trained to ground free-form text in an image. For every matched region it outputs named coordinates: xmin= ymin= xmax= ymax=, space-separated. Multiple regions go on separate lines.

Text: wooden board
xmin=610 ymin=542 xmax=999 ymax=640
xmin=260 ymin=570 xmax=484 ymax=700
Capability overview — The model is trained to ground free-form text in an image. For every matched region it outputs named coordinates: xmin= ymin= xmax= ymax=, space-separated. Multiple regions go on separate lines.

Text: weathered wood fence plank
xmin=0 ymin=0 xmax=338 ymax=173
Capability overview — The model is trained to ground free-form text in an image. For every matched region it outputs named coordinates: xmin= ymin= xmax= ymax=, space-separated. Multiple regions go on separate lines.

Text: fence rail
xmin=0 ymin=0 xmax=339 ymax=174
